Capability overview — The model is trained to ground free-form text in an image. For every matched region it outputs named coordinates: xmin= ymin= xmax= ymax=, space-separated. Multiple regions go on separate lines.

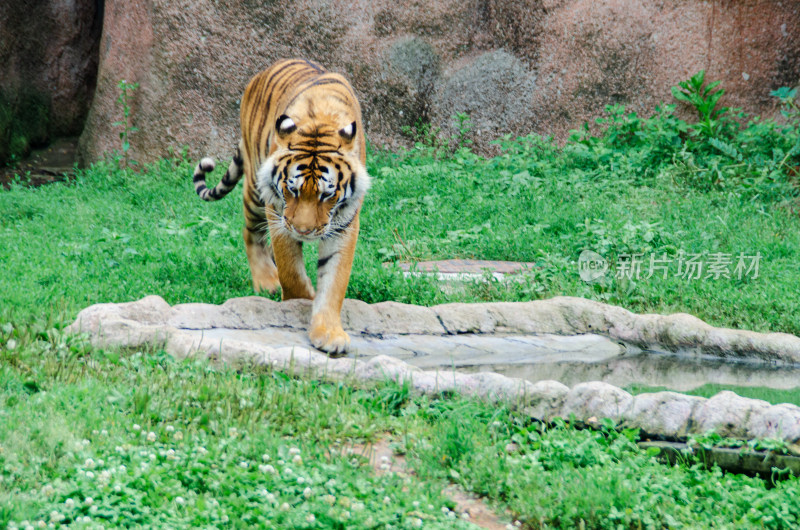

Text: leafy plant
xmin=671 ymin=69 xmax=728 ymax=139
xmin=113 ymin=79 xmax=140 ymax=169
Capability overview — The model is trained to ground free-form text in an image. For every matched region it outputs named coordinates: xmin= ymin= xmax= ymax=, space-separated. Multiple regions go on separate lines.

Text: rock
xmin=0 ymin=0 xmax=101 ymax=137
xmin=167 ymin=303 xmax=245 ymax=329
xmin=560 ymin=382 xmax=634 ymax=422
xmin=523 ymin=380 xmax=570 ymax=421
xmin=624 ymin=391 xmax=705 ymax=438
xmin=76 ymin=0 xmax=800 ymax=163
xmin=341 ymin=299 xmax=384 ymax=335
xmin=432 ymin=50 xmax=537 ymax=142
xmin=691 ymin=391 xmax=772 ymax=439
xmin=370 ymin=301 xmax=446 ymax=335
xmin=746 ymin=403 xmax=800 ymax=442
xmin=222 ymin=296 xmax=310 ymax=330
xmin=433 ymin=303 xmax=497 ymax=334
xmin=67 ymin=294 xmax=800 ymax=445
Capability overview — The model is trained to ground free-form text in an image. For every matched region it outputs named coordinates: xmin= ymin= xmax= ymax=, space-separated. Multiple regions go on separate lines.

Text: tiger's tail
xmin=193 ymin=144 xmax=245 ymax=201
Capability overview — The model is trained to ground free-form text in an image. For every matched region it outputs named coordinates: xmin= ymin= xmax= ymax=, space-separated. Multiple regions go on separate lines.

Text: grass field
xmin=3 ymin=75 xmax=800 ymax=527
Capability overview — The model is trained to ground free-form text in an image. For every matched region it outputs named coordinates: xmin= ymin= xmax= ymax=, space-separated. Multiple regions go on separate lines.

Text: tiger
xmin=192 ymin=59 xmax=370 ymax=354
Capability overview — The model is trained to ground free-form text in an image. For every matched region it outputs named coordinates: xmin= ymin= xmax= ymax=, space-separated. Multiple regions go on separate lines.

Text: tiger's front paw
xmin=309 ymin=322 xmax=351 ymax=355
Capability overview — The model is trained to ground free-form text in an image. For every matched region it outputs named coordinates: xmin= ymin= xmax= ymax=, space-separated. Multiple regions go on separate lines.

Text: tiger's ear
xmin=276 ymin=115 xmax=297 ymax=137
xmin=338 ymin=121 xmax=357 ymax=142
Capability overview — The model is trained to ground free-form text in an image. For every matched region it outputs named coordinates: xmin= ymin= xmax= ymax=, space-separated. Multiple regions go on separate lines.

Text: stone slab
xmin=67 ymin=294 xmax=800 ymax=448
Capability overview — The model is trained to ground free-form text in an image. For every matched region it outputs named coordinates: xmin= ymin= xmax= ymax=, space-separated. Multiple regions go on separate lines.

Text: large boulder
xmin=77 ymin=0 xmax=800 ymax=164
xmin=0 ymin=0 xmax=101 ymax=162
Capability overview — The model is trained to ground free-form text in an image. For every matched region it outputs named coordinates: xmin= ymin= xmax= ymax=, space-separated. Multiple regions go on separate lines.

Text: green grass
xmin=3 ymin=326 xmax=800 ymax=529
xmin=0 ymin=325 xmax=475 ymax=528
xmin=2 ymin=120 xmax=800 ymax=335
xmin=627 ymin=383 xmax=800 ymax=408
xmin=3 ymin=73 xmax=800 ymax=528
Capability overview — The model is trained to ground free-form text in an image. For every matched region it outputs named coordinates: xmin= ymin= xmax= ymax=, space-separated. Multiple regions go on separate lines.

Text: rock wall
xmin=77 ymin=0 xmax=800 ymax=164
xmin=0 ymin=0 xmax=102 ymax=137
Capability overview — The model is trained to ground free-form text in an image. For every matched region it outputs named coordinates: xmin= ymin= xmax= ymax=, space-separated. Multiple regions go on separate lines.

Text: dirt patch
xmin=0 ymin=136 xmax=78 ymax=190
xmin=344 ymin=437 xmax=514 ymax=530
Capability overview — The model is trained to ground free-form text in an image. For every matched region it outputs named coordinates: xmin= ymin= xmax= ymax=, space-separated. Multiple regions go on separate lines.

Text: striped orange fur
xmin=192 ymin=59 xmax=370 ymax=354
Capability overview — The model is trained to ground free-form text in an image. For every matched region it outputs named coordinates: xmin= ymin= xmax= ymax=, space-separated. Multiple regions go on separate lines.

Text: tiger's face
xmin=257 ymin=113 xmax=369 ymax=242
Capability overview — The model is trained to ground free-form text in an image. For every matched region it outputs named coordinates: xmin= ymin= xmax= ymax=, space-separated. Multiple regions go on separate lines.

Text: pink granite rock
xmin=76 ymin=0 xmax=800 ymax=163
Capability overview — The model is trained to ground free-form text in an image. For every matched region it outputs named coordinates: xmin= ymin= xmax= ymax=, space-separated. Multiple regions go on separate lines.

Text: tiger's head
xmin=257 ymin=104 xmax=370 ymax=242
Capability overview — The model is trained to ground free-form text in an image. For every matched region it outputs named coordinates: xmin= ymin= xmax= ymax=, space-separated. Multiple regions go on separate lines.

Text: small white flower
xmin=148 ymin=453 xmax=156 ymax=461
xmin=173 ymin=431 xmax=183 ymax=441
xmin=115 ymin=446 xmax=124 ymax=453
xmin=239 ymin=461 xmax=249 ymax=468
xmin=292 ymin=455 xmax=303 ymax=465
xmin=89 ymin=505 xmax=98 ymax=515
xmin=100 ymin=429 xmax=108 ymax=436
xmin=266 ymin=493 xmax=276 ymax=503
xmin=113 ymin=484 xmax=122 ymax=493
xmin=85 ymin=471 xmax=95 ymax=479
xmin=99 ymin=470 xmax=112 ymax=483
xmin=380 ymin=455 xmax=390 ymax=464
xmin=461 ymin=512 xmax=471 ymax=520
xmin=322 ymin=494 xmax=336 ymax=505
xmin=410 ymin=518 xmax=423 ymax=529
xmin=383 ymin=496 xmax=391 ymax=505
xmin=221 ymin=515 xmax=229 ymax=523
xmin=146 ymin=432 xmax=156 ymax=442
xmin=197 ymin=446 xmax=207 ymax=455
xmin=379 ymin=463 xmax=390 ymax=471
xmin=228 ymin=427 xmax=238 ymax=436
xmin=305 ymin=514 xmax=315 ymax=523
xmin=166 ymin=449 xmax=176 ymax=460
xmin=297 ymin=476 xmax=305 ymax=484
xmin=441 ymin=506 xmax=451 ymax=514
xmin=280 ymin=502 xmax=290 ymax=511
xmin=64 ymin=499 xmax=75 ymax=508
xmin=97 ymin=459 xmax=104 ymax=467
xmin=133 ymin=424 xmax=141 ymax=431
xmin=175 ymin=496 xmax=185 ymax=505
xmin=258 ymin=464 xmax=275 ymax=474
xmin=165 ymin=425 xmax=174 ymax=432
xmin=261 ymin=454 xmax=271 ymax=462
xmin=84 ymin=497 xmax=93 ymax=505
xmin=412 ymin=501 xmax=420 ymax=508
xmin=37 ymin=522 xmax=47 ymax=529
xmin=283 ymin=467 xmax=293 ymax=476
xmin=84 ymin=458 xmax=95 ymax=468
xmin=352 ymin=502 xmax=365 ymax=512
xmin=118 ymin=465 xmax=127 ymax=473
xmin=303 ymin=487 xmax=312 ymax=499
xmin=289 ymin=447 xmax=301 ymax=455
xmin=48 ymin=512 xmax=63 ymax=522
xmin=92 ymin=429 xmax=99 ymax=436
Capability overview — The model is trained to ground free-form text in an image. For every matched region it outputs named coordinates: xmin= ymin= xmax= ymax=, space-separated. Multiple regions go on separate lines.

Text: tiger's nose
xmin=294 ymin=226 xmax=314 ymax=235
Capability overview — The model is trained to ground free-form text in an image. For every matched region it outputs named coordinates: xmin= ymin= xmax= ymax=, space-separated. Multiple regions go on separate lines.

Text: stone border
xmin=67 ymin=295 xmax=800 ymax=450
